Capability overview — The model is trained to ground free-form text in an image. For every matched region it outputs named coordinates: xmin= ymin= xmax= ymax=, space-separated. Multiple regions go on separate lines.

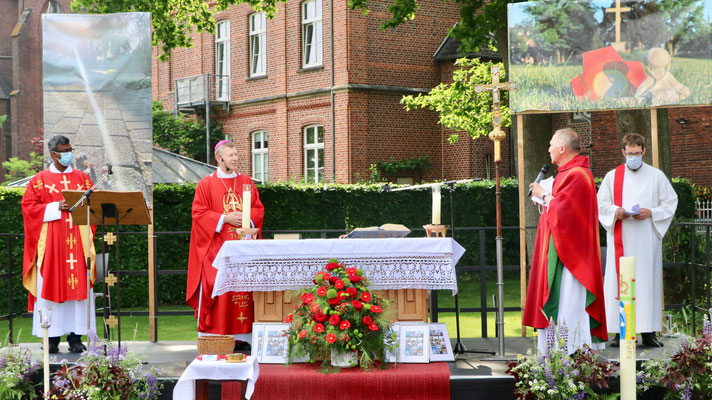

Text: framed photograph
xmin=261 ymin=323 xmax=290 ymax=364
xmin=251 ymin=323 xmax=265 ymax=362
xmin=398 ymin=324 xmax=429 ymax=363
xmin=428 ymin=323 xmax=454 ymax=361
xmin=384 ymin=323 xmax=400 ymax=363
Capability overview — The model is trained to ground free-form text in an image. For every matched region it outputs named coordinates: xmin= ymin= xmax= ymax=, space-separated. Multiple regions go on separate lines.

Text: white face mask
xmin=625 ymin=155 xmax=643 ymax=170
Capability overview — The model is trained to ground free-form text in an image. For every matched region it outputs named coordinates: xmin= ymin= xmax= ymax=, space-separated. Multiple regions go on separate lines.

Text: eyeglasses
xmin=52 ymin=148 xmax=73 ymax=154
xmin=624 ymin=151 xmax=643 ymax=157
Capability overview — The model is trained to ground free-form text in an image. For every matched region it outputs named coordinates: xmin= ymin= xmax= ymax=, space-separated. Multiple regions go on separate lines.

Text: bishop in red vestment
xmin=22 ymin=135 xmax=96 ymax=353
xmin=525 ymin=128 xmax=607 ymax=353
xmin=187 ymin=141 xmax=264 ymax=344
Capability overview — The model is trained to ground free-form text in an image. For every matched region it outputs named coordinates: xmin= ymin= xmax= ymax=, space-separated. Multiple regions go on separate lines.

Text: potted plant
xmin=286 ymin=259 xmax=397 ymax=370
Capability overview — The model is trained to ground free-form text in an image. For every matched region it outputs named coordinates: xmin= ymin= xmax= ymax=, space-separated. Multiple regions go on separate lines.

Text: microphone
xmin=103 ymin=164 xmax=113 ymax=175
xmin=527 ymin=165 xmax=550 ymax=197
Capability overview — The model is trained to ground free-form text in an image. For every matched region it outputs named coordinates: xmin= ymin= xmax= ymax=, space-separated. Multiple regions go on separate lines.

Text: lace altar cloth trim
xmin=212 ymin=255 xmax=458 ymax=296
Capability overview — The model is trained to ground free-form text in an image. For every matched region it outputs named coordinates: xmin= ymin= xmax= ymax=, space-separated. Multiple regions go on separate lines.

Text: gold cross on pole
xmin=65 ymin=215 xmax=73 ymax=229
xmin=46 ymin=183 xmax=59 ymax=194
xmin=105 ymin=273 xmax=117 ymax=287
xmin=67 ymin=253 xmax=78 ymax=270
xmin=475 ymin=65 xmax=516 ymax=161
xmin=67 ymin=274 xmax=78 ymax=290
xmin=606 ymin=0 xmax=630 ymax=52
xmin=236 ymin=312 xmax=248 ymax=324
xmin=106 ymin=315 xmax=118 ymax=328
xmin=60 ymin=175 xmax=72 ymax=191
xmin=66 ymin=233 xmax=76 ymax=249
xmin=104 ymin=232 xmax=116 ymax=245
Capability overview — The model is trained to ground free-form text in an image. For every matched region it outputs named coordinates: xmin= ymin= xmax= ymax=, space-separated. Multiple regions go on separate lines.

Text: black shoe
xmin=610 ymin=333 xmax=620 ymax=347
xmin=67 ymin=333 xmax=86 ymax=353
xmin=46 ymin=336 xmax=60 ymax=353
xmin=233 ymin=341 xmax=251 ymax=352
xmin=642 ymin=332 xmax=663 ymax=348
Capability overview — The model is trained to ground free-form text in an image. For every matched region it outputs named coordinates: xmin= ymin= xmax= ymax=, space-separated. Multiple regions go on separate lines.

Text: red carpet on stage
xmin=222 ymin=362 xmax=451 ymax=400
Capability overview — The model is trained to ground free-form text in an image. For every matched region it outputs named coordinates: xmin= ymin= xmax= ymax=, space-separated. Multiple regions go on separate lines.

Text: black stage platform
xmin=11 ymin=336 xmax=678 ymax=400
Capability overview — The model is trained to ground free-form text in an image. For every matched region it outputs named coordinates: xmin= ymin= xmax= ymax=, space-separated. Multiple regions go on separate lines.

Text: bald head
xmin=548 ymin=128 xmax=581 ymax=166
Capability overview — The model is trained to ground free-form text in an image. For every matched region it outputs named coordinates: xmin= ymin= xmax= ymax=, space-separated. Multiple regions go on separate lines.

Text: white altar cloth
xmin=173 ymin=356 xmax=260 ymax=400
xmin=212 ymin=237 xmax=465 ymax=296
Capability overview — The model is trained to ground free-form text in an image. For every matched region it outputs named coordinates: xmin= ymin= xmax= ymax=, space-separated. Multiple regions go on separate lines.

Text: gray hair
xmin=553 ymin=128 xmax=581 ymax=153
xmin=47 ymin=135 xmax=70 ymax=152
xmin=215 ymin=141 xmax=236 ymax=159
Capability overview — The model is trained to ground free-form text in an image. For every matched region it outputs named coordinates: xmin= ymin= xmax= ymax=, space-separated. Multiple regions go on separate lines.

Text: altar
xmin=212 ymin=237 xmax=465 ymax=322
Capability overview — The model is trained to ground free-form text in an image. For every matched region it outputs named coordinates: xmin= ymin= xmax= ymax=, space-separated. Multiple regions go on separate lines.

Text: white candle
xmin=619 ymin=256 xmax=636 ymax=400
xmin=431 ymin=185 xmax=441 ymax=225
xmin=242 ymin=184 xmax=252 ymax=230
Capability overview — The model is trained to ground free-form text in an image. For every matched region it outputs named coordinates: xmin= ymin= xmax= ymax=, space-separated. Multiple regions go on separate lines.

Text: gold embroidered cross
xmin=105 ymin=273 xmax=117 ymax=287
xmin=67 ymin=253 xmax=78 ymax=270
xmin=65 ymin=215 xmax=73 ymax=229
xmin=228 ymin=195 xmax=240 ymax=212
xmin=236 ymin=312 xmax=248 ymax=324
xmin=46 ymin=183 xmax=59 ymax=194
xmin=32 ymin=180 xmax=44 ymax=190
xmin=84 ymin=179 xmax=91 ymax=189
xmin=66 ymin=233 xmax=76 ymax=249
xmin=67 ymin=274 xmax=78 ymax=290
xmin=60 ymin=175 xmax=72 ymax=191
xmin=75 ymin=183 xmax=83 ymax=190
xmin=106 ymin=315 xmax=118 ymax=328
xmin=104 ymin=232 xmax=116 ymax=245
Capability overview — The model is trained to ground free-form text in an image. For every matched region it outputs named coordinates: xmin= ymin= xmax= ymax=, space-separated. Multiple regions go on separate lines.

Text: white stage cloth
xmin=173 ymin=356 xmax=260 ymax=400
xmin=212 ymin=238 xmax=465 ymax=296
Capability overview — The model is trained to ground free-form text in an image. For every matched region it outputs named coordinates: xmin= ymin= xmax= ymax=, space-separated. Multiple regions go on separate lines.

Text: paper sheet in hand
xmin=623 ymin=204 xmax=640 ymax=216
xmin=531 ymin=177 xmax=554 ymax=206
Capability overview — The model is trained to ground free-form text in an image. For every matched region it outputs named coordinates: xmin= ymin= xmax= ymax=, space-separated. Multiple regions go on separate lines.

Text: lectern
xmin=63 ymin=190 xmax=151 ymax=348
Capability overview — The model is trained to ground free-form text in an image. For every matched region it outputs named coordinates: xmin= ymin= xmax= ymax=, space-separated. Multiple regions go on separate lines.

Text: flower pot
xmin=330 ymin=348 xmax=358 ymax=367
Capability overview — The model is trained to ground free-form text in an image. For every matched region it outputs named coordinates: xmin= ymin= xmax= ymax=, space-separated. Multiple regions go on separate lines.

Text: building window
xmin=252 ymin=130 xmax=269 ymax=182
xmin=303 ymin=125 xmax=324 ymax=183
xmin=301 ymin=0 xmax=322 ymax=67
xmin=215 ymin=20 xmax=230 ymax=100
xmin=45 ymin=1 xmax=63 ymax=13
xmin=249 ymin=12 xmax=266 ymax=77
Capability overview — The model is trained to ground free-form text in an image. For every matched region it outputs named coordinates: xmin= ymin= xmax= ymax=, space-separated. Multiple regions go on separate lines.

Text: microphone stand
xmin=68 ymin=167 xmax=112 ymax=349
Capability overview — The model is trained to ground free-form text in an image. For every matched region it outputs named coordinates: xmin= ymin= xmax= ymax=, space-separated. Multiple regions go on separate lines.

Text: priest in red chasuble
xmin=22 ymin=135 xmax=96 ymax=353
xmin=187 ymin=140 xmax=264 ymax=350
xmin=524 ymin=128 xmax=607 ymax=354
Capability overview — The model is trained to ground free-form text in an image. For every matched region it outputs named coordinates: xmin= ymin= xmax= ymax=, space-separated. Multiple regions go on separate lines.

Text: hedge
xmin=0 ymin=178 xmax=698 ymax=312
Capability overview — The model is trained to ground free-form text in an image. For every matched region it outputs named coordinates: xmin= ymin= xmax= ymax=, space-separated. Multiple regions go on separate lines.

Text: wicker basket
xmin=197 ymin=335 xmax=234 ymax=355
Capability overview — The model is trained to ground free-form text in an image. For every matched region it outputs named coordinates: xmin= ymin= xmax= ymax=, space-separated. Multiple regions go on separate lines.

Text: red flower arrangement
xmin=286 ymin=259 xmax=396 ymax=370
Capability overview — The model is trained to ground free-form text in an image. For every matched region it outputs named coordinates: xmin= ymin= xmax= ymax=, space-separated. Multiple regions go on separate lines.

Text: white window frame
xmin=303 ymin=125 xmax=324 ymax=183
xmin=252 ymin=130 xmax=269 ymax=182
xmin=215 ymin=20 xmax=230 ymax=101
xmin=301 ymin=0 xmax=322 ymax=67
xmin=249 ymin=12 xmax=267 ymax=77
xmin=45 ymin=1 xmax=64 ymax=13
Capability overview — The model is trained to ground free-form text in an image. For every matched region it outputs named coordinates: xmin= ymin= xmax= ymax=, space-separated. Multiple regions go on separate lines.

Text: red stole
xmin=523 ymin=155 xmax=607 ymax=341
xmin=21 ymin=169 xmax=95 ymax=311
xmin=613 ymin=164 xmax=626 ymax=293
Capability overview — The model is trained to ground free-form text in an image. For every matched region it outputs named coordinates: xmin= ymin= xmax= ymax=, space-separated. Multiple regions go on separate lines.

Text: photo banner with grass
xmin=508 ymin=0 xmax=712 ymax=112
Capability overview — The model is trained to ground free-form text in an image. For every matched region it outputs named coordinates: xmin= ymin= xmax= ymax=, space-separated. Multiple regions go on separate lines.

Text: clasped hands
xmin=615 ymin=207 xmax=652 ymax=221
xmin=224 ymin=211 xmax=244 ymax=227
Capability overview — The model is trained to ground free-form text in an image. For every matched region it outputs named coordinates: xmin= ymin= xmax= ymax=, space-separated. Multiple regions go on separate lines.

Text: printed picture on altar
xmin=428 ymin=323 xmax=454 ymax=362
xmin=507 ymin=0 xmax=712 ymax=112
xmin=265 ymin=331 xmax=287 ymax=357
xmin=260 ymin=323 xmax=290 ymax=363
xmin=405 ymin=330 xmax=425 ymax=356
xmin=399 ymin=325 xmax=430 ymax=363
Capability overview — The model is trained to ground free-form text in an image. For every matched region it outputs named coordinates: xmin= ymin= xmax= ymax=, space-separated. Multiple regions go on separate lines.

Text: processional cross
xmin=473 ymin=64 xmax=516 ymax=357
xmin=606 ymin=0 xmax=630 ymax=52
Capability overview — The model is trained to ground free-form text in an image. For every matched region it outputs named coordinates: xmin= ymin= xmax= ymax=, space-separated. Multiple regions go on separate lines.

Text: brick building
xmin=0 ymin=0 xmax=69 ymax=176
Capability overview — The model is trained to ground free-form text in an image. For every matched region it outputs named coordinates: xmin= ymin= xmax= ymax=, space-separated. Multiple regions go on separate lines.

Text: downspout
xmin=330 ymin=0 xmax=335 ymax=182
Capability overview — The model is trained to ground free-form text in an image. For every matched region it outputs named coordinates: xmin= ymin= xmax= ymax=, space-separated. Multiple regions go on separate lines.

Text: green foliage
xmin=152 ymin=101 xmax=223 ymax=163
xmin=376 ymin=156 xmax=432 ymax=178
xmin=0 ymin=115 xmax=6 ymax=124
xmin=401 ymin=58 xmax=511 ymax=143
xmin=1 ymin=153 xmax=43 ymax=185
xmin=692 ymin=183 xmax=712 ymax=202
xmin=0 ymin=344 xmax=40 ymax=400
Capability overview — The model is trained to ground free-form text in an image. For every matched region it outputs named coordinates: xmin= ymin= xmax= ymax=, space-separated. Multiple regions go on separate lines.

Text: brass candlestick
xmin=234 ymin=227 xmax=259 ymax=240
xmin=423 ymin=224 xmax=449 ymax=238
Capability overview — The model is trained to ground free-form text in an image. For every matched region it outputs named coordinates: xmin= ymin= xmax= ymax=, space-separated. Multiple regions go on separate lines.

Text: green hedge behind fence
xmin=0 ymin=178 xmax=697 ymax=313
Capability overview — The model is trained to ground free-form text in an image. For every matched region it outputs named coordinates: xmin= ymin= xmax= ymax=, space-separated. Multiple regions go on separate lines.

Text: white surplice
xmin=598 ymin=163 xmax=678 ymax=333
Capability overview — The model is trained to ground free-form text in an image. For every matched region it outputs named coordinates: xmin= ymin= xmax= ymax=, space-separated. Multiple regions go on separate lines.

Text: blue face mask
xmin=56 ymin=152 xmax=73 ymax=167
xmin=625 ymin=155 xmax=642 ymax=171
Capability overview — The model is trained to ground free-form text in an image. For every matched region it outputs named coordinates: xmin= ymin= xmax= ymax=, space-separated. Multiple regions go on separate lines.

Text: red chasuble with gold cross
xmin=21 ymin=169 xmax=96 ymax=312
xmin=187 ymin=172 xmax=264 ymax=335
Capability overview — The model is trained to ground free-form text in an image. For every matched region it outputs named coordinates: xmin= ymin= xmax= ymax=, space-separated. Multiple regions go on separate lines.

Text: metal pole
xmin=495 ymin=157 xmax=505 ymax=356
xmin=330 ymin=0 xmax=335 ymax=183
xmin=7 ymin=238 xmax=13 ymax=344
xmin=86 ymin=197 xmax=92 ymax=346
xmin=205 ymin=74 xmax=211 ymax=163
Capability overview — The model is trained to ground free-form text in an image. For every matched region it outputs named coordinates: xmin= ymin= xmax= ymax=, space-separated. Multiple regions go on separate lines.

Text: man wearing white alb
xmin=598 ymin=133 xmax=678 ymax=347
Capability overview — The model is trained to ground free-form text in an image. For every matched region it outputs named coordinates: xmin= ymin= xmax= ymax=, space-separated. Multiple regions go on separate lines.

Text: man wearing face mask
xmin=21 ymin=135 xmax=96 ymax=353
xmin=187 ymin=140 xmax=264 ymax=351
xmin=598 ymin=133 xmax=678 ymax=347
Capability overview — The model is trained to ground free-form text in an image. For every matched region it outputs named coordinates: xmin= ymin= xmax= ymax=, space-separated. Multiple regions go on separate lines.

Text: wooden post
xmin=148 ymin=207 xmax=157 ymax=342
xmin=517 ymin=114 xmax=527 ymax=337
xmin=650 ymin=108 xmax=660 ymax=168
